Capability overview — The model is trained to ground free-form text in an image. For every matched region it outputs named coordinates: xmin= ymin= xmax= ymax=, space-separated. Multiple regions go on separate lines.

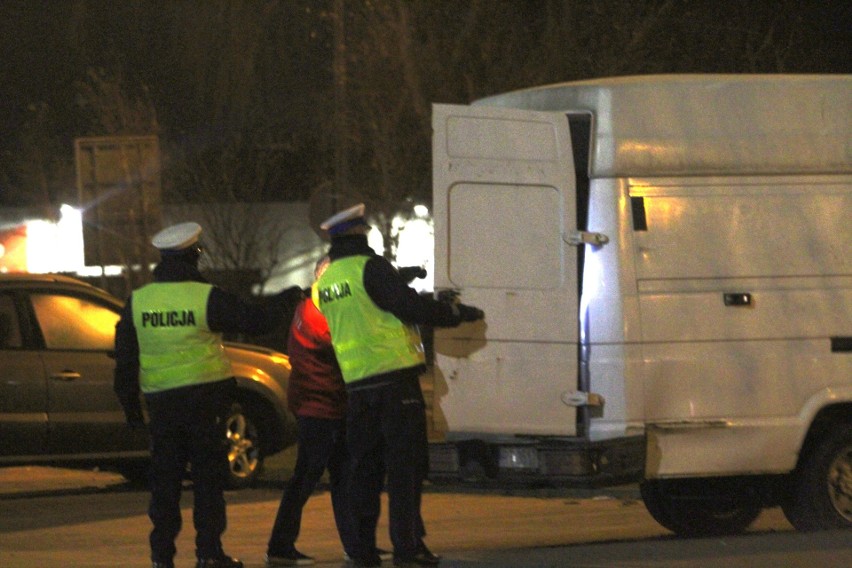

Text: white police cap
xmin=319 ymin=203 xmax=368 ymax=235
xmin=151 ymin=222 xmax=202 ymax=251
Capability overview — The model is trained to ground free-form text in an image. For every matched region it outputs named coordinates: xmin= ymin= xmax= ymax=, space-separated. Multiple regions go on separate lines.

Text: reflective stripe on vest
xmin=132 ymin=282 xmax=232 ymax=393
xmin=316 ymin=256 xmax=425 ymax=383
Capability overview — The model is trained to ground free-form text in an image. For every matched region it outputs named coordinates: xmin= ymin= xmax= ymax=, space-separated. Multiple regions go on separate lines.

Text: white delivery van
xmin=428 ymin=74 xmax=851 ymax=536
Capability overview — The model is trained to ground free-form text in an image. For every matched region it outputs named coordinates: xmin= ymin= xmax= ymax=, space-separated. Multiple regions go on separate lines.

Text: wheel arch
xmin=231 ymin=381 xmax=296 ymax=456
xmin=795 ymin=402 xmax=852 ymax=471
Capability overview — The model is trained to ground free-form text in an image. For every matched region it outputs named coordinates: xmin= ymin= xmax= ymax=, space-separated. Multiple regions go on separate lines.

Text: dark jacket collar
xmin=152 ymin=257 xmax=208 ymax=283
xmin=328 ymin=235 xmax=376 ymax=260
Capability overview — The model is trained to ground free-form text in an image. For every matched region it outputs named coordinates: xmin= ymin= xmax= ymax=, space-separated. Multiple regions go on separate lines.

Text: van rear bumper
xmin=428 ymin=435 xmax=645 ymax=487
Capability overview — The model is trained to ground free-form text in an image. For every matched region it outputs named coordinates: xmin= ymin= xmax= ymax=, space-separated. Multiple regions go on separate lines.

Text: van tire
xmin=639 ymin=480 xmax=677 ymax=529
xmin=782 ymin=423 xmax=852 ymax=531
xmin=640 ymin=479 xmax=762 ymax=537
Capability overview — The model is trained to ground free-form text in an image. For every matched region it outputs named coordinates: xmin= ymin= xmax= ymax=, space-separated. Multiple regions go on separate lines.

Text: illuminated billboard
xmin=75 ymin=136 xmax=162 ymax=267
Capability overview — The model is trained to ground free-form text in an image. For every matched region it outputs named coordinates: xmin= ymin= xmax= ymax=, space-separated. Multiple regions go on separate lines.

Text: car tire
xmin=640 ymin=478 xmax=762 ymax=537
xmin=225 ymin=401 xmax=265 ymax=489
xmin=781 ymin=422 xmax=852 ymax=531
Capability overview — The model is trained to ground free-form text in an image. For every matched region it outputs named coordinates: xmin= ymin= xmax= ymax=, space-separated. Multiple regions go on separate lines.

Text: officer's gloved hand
xmin=124 ymin=405 xmax=145 ymax=429
xmin=398 ymin=266 xmax=427 ymax=284
xmin=456 ymin=303 xmax=485 ymax=322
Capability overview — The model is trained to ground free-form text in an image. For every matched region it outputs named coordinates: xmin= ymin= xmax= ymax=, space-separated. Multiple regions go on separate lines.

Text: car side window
xmin=0 ymin=293 xmax=23 ymax=349
xmin=30 ymin=293 xmax=120 ymax=351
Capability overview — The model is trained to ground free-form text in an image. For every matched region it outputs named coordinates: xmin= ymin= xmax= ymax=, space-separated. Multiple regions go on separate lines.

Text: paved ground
xmin=0 ymin=445 xmax=646 ymax=498
xmin=0 ymin=447 xmax=302 ymax=498
xmin=0 ymin=463 xmax=656 ymax=568
xmin=1 ymin=459 xmax=849 ymax=568
xmin=0 ymin=463 xmax=127 ymax=497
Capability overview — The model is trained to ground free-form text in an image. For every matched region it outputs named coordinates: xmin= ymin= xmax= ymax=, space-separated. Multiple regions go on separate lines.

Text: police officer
xmin=315 ymin=204 xmax=484 ymax=568
xmin=114 ymin=222 xmax=303 ymax=568
xmin=265 ymin=256 xmax=377 ymax=567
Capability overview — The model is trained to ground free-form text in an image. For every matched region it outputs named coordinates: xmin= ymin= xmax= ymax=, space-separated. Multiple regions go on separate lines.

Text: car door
xmin=0 ymin=290 xmax=48 ymax=456
xmin=27 ymin=288 xmax=147 ymax=456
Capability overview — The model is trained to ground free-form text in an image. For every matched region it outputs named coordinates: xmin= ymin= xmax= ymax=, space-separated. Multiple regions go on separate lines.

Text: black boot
xmin=393 ymin=543 xmax=441 ymax=567
xmin=196 ymin=555 xmax=244 ymax=568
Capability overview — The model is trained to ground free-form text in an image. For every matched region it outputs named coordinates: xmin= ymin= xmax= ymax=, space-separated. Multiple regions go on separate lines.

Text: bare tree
xmin=327 ymin=0 xmax=820 ymax=263
xmin=327 ymin=0 xmax=458 ymax=259
xmin=3 ymin=0 xmax=840 ymax=267
xmin=166 ymin=128 xmax=302 ymax=293
xmin=65 ymin=4 xmax=315 ymax=292
xmin=1 ymin=102 xmax=75 ymax=217
xmin=75 ymin=67 xmax=160 ymax=136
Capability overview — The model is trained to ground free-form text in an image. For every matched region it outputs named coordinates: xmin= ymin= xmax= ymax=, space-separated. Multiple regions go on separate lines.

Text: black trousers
xmin=346 ymin=371 xmax=429 ymax=561
xmin=267 ymin=415 xmax=358 ymax=557
xmin=145 ymin=378 xmax=235 ymax=563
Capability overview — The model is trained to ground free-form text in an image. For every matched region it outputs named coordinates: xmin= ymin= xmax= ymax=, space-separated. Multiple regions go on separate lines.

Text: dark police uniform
xmin=114 ymin=222 xmax=302 ymax=568
xmin=315 ymin=205 xmax=484 ymax=568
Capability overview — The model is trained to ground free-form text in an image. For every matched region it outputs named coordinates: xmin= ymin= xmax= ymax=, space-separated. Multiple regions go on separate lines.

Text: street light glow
xmin=26 ymin=204 xmax=85 ymax=273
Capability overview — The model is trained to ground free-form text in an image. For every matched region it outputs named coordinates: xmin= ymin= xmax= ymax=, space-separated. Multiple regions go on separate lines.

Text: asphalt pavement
xmin=1 ymin=457 xmax=849 ymax=568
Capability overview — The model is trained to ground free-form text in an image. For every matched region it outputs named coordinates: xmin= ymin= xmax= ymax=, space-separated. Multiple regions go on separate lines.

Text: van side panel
xmin=477 ymin=75 xmax=851 ymax=178
xmin=628 ymin=176 xmax=852 ymax=476
xmin=630 ymin=180 xmax=851 ymax=278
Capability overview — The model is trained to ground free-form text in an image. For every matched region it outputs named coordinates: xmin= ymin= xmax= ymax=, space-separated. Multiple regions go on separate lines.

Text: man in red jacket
xmin=265 ymin=257 xmax=389 ymax=567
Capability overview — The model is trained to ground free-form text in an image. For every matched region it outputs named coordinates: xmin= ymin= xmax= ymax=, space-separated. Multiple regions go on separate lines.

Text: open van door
xmin=431 ymin=103 xmax=579 ymax=437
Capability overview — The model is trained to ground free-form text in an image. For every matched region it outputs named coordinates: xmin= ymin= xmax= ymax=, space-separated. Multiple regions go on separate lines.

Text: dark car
xmin=0 ymin=273 xmax=296 ymax=488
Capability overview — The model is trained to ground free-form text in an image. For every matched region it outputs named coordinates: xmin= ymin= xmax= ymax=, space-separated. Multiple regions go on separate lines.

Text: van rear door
xmin=431 ymin=103 xmax=578 ymax=437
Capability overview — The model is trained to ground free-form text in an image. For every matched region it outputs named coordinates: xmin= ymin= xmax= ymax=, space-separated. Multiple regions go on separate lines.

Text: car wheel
xmin=225 ymin=402 xmax=264 ymax=489
xmin=782 ymin=423 xmax=852 ymax=531
xmin=640 ymin=478 xmax=762 ymax=537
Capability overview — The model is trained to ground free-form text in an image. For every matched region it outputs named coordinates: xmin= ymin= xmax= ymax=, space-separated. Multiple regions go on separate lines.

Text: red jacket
xmin=286 ymin=298 xmax=346 ymax=419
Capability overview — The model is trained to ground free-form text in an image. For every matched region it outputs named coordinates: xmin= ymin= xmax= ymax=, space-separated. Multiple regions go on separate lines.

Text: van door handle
xmin=723 ymin=293 xmax=752 ymax=306
xmin=51 ymin=371 xmax=82 ymax=381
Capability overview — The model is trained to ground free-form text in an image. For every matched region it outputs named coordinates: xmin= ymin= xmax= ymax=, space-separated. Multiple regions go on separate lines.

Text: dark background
xmin=1 ymin=0 xmax=849 ymax=213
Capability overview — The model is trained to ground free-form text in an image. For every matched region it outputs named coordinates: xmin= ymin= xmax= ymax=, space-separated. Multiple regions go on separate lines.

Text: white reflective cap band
xmin=319 ymin=203 xmax=366 ymax=232
xmin=151 ymin=222 xmax=202 ymax=250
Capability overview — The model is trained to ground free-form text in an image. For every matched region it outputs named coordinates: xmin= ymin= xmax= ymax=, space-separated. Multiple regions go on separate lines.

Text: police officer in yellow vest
xmin=315 ymin=204 xmax=484 ymax=568
xmin=114 ymin=222 xmax=303 ymax=568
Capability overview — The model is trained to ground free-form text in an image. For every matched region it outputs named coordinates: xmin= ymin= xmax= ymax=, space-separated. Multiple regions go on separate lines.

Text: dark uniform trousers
xmin=145 ymin=378 xmax=235 ymax=562
xmin=267 ymin=415 xmax=358 ymax=556
xmin=346 ymin=370 xmax=428 ymax=560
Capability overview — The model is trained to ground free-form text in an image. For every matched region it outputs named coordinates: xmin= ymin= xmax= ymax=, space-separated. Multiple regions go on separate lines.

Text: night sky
xmin=1 ymin=0 xmax=849 ymax=205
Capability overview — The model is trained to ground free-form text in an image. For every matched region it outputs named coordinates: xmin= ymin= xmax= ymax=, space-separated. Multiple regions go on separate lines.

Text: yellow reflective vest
xmin=131 ymin=282 xmax=232 ymax=393
xmin=315 ymin=256 xmax=425 ymax=384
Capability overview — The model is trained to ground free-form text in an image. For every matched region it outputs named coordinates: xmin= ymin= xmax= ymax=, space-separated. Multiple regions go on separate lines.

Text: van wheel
xmin=640 ymin=479 xmax=762 ymax=537
xmin=225 ymin=402 xmax=265 ymax=489
xmin=782 ymin=423 xmax=852 ymax=531
xmin=639 ymin=479 xmax=677 ymax=529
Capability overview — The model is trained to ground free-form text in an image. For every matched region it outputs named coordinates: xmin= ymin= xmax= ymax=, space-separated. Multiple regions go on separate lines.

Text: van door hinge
xmin=562 ymin=391 xmax=604 ymax=407
xmin=564 ymin=231 xmax=609 ymax=247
